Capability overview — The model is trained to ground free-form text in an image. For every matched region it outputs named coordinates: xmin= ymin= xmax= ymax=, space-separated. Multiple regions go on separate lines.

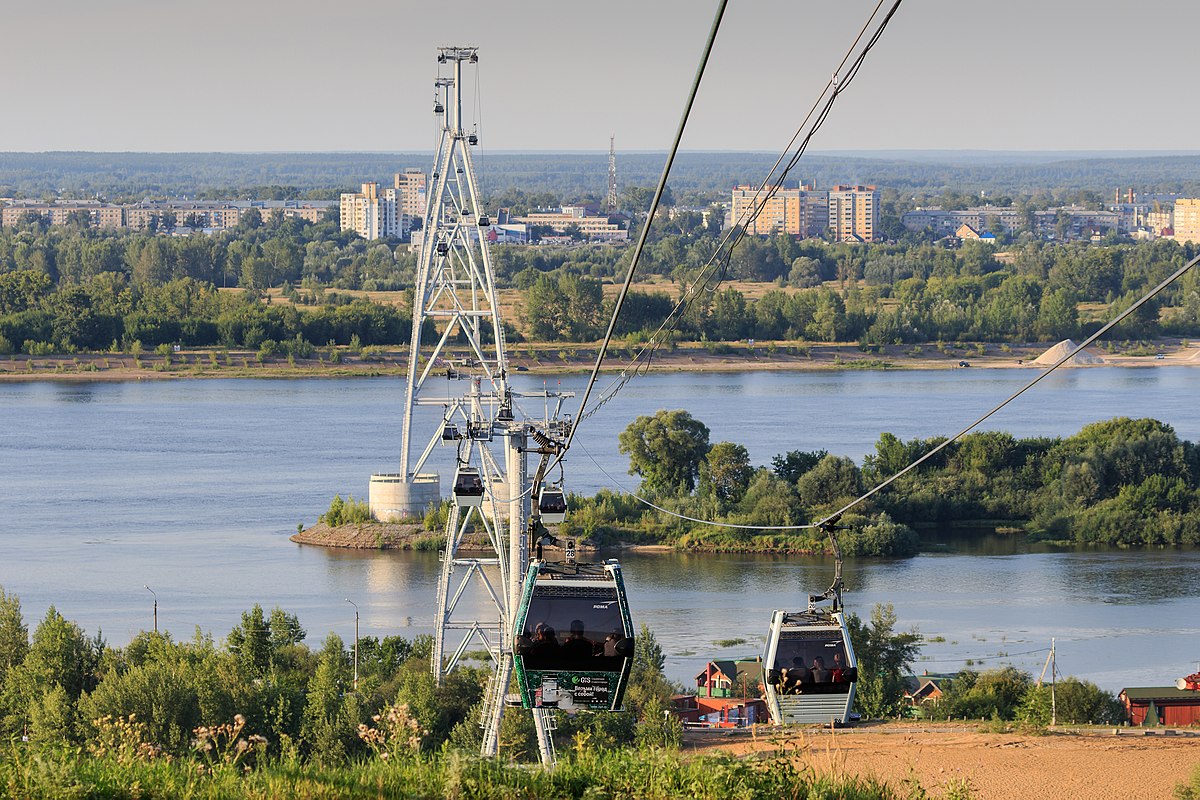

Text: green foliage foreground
xmin=0 ymin=746 xmax=903 ymax=800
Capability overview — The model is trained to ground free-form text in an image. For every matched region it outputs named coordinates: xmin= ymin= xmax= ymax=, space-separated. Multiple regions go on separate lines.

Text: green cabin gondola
xmin=513 ymin=559 xmax=634 ymax=711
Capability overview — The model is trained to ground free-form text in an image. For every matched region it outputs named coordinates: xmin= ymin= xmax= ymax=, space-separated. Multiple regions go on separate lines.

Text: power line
xmin=576 ymin=0 xmax=903 ymax=426
xmin=561 ymin=0 xmax=729 ymax=465
xmin=578 ymin=250 xmax=1200 ymax=532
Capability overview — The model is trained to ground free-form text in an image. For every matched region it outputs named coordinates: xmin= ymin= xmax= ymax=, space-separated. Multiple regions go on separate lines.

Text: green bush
xmin=319 ymin=495 xmax=373 ymax=526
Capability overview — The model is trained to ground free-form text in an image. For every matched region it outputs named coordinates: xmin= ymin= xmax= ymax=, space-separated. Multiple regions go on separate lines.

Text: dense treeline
xmin=0 ymin=215 xmax=432 ymax=354
xmin=7 ymin=151 xmax=1200 ymax=202
xmin=511 ymin=232 xmax=1200 ymax=343
xmin=565 ymin=412 xmax=1200 ymax=552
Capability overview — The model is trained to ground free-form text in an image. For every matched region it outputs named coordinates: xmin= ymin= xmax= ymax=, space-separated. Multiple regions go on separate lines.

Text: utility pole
xmin=1037 ymin=638 xmax=1057 ymax=726
xmin=346 ymin=598 xmax=359 ymax=691
xmin=143 ymin=585 xmax=157 ymax=633
xmin=1050 ymin=637 xmax=1057 ymax=727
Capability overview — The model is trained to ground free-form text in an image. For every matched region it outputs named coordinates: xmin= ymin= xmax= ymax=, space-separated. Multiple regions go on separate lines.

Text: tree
xmin=771 ymin=449 xmax=828 ymax=483
xmin=699 ymin=441 xmax=753 ymax=506
xmin=795 ymin=454 xmax=862 ymax=511
xmin=846 ymin=603 xmax=921 ymax=718
xmin=0 ymin=587 xmax=28 ymax=685
xmin=618 ymin=409 xmax=710 ymax=495
xmin=226 ymin=604 xmax=272 ymax=677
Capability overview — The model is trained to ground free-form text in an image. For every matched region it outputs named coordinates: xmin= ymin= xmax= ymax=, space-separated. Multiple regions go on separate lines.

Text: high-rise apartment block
xmin=827 ymin=185 xmax=880 ymax=242
xmin=394 ymin=169 xmax=427 ymax=218
xmin=730 ymin=185 xmax=828 ymax=237
xmin=340 ymin=182 xmax=408 ymax=240
xmin=1173 ymin=199 xmax=1200 ymax=244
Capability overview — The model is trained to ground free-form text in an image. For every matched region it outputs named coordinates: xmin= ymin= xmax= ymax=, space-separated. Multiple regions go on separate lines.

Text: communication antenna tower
xmin=367 ymin=46 xmax=565 ymax=765
xmin=606 ymin=135 xmax=618 ymax=212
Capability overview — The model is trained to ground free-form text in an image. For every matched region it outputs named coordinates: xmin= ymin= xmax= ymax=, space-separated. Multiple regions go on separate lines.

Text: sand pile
xmin=1032 ymin=339 xmax=1104 ymax=366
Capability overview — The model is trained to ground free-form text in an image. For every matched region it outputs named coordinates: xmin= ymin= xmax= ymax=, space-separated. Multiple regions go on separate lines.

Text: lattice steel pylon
xmin=606 ymin=135 xmax=618 ymax=212
xmin=390 ymin=45 xmax=558 ymax=765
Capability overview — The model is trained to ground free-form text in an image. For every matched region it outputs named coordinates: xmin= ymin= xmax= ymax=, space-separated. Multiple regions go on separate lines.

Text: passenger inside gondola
xmin=768 ymin=636 xmax=854 ymax=695
xmin=518 ymin=592 xmax=632 ymax=672
xmin=561 ymin=619 xmax=596 ymax=663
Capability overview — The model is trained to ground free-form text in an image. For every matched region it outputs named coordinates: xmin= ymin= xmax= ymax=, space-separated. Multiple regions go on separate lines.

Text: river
xmin=1 ymin=366 xmax=1197 ymax=691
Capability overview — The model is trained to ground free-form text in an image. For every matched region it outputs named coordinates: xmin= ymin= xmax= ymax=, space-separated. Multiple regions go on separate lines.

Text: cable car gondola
xmin=761 ymin=520 xmax=858 ymax=725
xmin=452 ymin=466 xmax=484 ymax=508
xmin=537 ymin=485 xmax=567 ymax=524
xmin=513 ymin=558 xmax=634 ymax=711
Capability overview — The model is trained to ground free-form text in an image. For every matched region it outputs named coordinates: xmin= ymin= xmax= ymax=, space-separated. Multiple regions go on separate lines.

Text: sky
xmin=3 ymin=0 xmax=1198 ymax=154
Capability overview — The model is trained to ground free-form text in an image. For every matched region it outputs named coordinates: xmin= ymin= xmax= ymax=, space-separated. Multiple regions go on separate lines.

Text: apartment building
xmin=394 ymin=169 xmax=427 ymax=218
xmin=513 ymin=206 xmax=628 ymax=241
xmin=828 ymin=185 xmax=880 ymax=242
xmin=902 ymin=205 xmax=1023 ymax=237
xmin=0 ymin=199 xmax=333 ymax=231
xmin=1032 ymin=206 xmax=1120 ymax=239
xmin=340 ymin=182 xmax=408 ymax=240
xmin=729 ymin=185 xmax=828 ymax=237
xmin=1173 ymin=199 xmax=1200 ymax=243
xmin=1 ymin=201 xmax=124 ymax=229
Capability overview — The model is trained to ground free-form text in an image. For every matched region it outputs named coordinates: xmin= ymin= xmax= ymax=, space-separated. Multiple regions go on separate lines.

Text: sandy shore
xmin=692 ymin=723 xmax=1199 ymax=800
xmin=2 ymin=340 xmax=1197 ymax=382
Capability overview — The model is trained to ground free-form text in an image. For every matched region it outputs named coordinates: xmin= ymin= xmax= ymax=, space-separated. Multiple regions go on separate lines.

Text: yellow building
xmin=1173 ymin=199 xmax=1200 ymax=243
xmin=394 ymin=169 xmax=427 ymax=218
xmin=730 ymin=185 xmax=827 ymax=237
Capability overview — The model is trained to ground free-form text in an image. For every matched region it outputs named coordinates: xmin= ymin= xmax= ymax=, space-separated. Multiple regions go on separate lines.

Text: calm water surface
xmin=1 ymin=367 xmax=1197 ymax=690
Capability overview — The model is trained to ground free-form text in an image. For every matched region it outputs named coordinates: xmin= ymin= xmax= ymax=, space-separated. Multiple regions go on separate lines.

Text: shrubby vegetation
xmin=0 ymin=588 xmax=936 ymax=797
xmin=319 ymin=494 xmax=372 ymax=527
xmin=919 ymin=667 xmax=1123 ymax=727
xmin=561 ymin=412 xmax=1200 ymax=553
xmin=0 ymin=590 xmax=679 ymax=766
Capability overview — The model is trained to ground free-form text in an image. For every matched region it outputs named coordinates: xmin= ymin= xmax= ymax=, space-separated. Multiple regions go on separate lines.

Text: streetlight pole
xmin=143 ymin=585 xmax=157 ymax=633
xmin=345 ymin=599 xmax=359 ymax=691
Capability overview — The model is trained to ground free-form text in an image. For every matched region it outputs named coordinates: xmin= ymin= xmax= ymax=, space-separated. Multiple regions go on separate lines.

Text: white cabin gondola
xmin=762 ymin=607 xmax=858 ymax=725
xmin=513 ymin=560 xmax=634 ymax=711
xmin=451 ymin=467 xmax=485 ymax=508
xmin=538 ymin=486 xmax=567 ymax=524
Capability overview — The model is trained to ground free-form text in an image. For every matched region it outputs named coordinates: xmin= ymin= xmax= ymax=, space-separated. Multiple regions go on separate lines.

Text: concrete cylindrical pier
xmin=369 ymin=473 xmax=441 ymax=521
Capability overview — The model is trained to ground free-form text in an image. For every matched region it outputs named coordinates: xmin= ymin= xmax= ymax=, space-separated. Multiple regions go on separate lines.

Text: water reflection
xmin=53 ymin=384 xmax=97 ymax=403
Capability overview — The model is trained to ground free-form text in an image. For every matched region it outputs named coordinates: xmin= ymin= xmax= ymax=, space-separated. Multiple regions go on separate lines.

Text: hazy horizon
xmin=5 ymin=0 xmax=1199 ymax=153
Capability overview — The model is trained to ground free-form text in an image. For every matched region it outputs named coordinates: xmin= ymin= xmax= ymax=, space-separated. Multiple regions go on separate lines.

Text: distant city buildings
xmin=730 ymin=183 xmax=879 ymax=241
xmin=339 ymin=182 xmax=408 ymax=241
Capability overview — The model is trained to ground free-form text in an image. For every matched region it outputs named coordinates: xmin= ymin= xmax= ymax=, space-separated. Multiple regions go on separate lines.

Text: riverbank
xmin=292 ymin=522 xmax=606 ymax=553
xmin=2 ymin=339 xmax=1197 ymax=381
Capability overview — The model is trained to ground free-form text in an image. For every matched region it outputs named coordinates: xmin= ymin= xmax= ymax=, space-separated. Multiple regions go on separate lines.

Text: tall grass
xmin=0 ymin=744 xmax=909 ymax=800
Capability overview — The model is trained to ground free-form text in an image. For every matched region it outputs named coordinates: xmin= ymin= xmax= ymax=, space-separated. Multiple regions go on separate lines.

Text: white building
xmin=340 ymin=182 xmax=409 ymax=240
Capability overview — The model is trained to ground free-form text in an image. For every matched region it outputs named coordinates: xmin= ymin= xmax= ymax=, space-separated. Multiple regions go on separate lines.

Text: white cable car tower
xmin=369 ymin=45 xmax=560 ymax=765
